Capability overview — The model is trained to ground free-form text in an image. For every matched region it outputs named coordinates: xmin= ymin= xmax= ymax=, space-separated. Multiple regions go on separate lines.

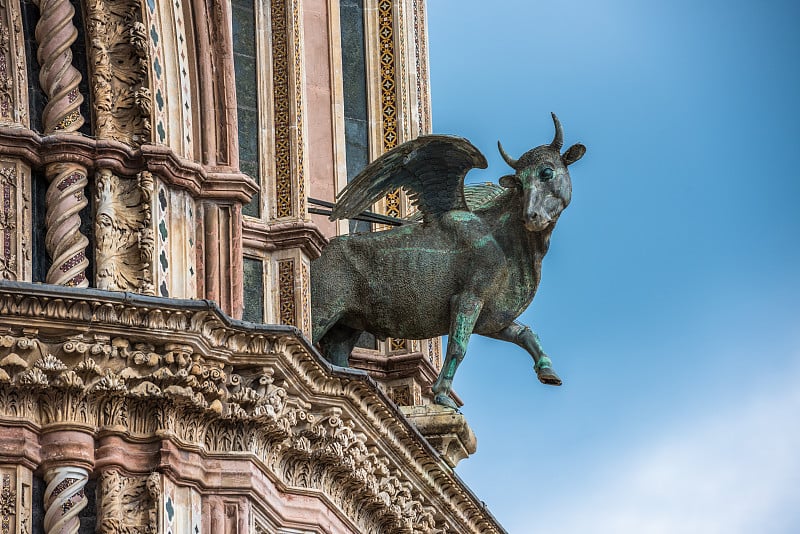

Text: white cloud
xmin=527 ymin=363 xmax=800 ymax=534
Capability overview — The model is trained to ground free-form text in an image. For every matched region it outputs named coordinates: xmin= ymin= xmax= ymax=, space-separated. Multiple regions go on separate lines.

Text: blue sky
xmin=426 ymin=1 xmax=800 ymax=532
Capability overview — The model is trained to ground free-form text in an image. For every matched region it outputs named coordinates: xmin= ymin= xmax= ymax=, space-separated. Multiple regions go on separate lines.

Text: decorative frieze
xmin=377 ymin=0 xmax=398 ymax=151
xmin=277 ymin=257 xmax=296 ymax=326
xmin=411 ymin=0 xmax=430 ymax=136
xmin=271 ymin=0 xmax=307 ymax=220
xmin=0 ymin=161 xmax=29 ymax=282
xmin=272 ymin=0 xmax=292 ymax=218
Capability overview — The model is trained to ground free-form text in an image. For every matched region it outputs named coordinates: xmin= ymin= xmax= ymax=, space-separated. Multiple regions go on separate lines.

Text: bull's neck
xmin=482 ymin=191 xmax=554 ymax=282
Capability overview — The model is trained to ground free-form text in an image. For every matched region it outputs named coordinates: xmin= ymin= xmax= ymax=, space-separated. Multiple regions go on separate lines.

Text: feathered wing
xmin=406 ymin=182 xmax=506 ymax=222
xmin=330 ymin=135 xmax=487 ymax=223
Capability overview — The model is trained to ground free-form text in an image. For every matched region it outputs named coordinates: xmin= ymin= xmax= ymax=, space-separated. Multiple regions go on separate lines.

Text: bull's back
xmin=312 ymin=218 xmax=503 ymax=338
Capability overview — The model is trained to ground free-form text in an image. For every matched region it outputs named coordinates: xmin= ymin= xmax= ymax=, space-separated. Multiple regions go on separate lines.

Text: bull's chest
xmin=475 ymin=264 xmax=538 ymax=331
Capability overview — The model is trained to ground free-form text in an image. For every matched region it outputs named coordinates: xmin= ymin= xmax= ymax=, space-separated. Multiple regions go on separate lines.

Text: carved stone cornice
xmin=0 ymin=281 xmax=505 ymax=534
xmin=0 ymin=127 xmax=258 ymax=203
xmin=350 ymin=349 xmax=440 ymax=384
xmin=243 ymin=218 xmax=328 ymax=260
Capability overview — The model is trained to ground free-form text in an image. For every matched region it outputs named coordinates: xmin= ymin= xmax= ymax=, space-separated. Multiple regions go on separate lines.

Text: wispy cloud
xmin=527 ymin=359 xmax=800 ymax=534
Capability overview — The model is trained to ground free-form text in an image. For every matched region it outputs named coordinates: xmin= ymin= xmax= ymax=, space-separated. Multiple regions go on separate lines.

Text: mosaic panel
xmin=242 ymin=256 xmax=265 ymax=323
xmin=389 ymin=385 xmax=411 ymax=406
xmin=277 ymin=258 xmax=296 ymax=326
xmin=378 ymin=0 xmax=401 ymax=217
xmin=271 ymin=0 xmax=292 ymax=218
xmin=301 ymin=260 xmax=310 ymax=336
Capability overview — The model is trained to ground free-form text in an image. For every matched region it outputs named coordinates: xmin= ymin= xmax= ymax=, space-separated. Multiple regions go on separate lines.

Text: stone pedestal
xmin=400 ymin=405 xmax=477 ymax=468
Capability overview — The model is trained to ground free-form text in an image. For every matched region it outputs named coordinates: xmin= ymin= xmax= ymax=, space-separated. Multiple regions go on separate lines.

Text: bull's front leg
xmin=487 ymin=321 xmax=562 ymax=386
xmin=432 ymin=294 xmax=484 ymax=410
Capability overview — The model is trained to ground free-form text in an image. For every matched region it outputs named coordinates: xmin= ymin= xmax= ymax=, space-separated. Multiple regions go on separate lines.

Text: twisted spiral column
xmin=43 ymin=466 xmax=89 ymax=534
xmin=33 ymin=0 xmax=90 ymax=286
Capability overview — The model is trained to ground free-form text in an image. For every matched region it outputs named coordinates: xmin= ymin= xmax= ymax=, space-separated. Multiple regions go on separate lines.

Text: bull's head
xmin=498 ymin=113 xmax=586 ymax=232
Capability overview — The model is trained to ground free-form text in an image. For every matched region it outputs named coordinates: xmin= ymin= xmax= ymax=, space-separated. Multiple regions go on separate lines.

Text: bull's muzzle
xmin=524 ymin=210 xmax=552 ymax=232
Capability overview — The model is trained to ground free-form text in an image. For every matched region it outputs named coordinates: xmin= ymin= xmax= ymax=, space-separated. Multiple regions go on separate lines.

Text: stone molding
xmin=0 ymin=281 xmax=505 ymax=534
xmin=0 ymin=127 xmax=258 ymax=203
xmin=242 ymin=218 xmax=328 ymax=260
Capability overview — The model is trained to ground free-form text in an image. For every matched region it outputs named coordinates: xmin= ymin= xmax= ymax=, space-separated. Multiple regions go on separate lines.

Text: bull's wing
xmin=405 ymin=181 xmax=506 ymax=222
xmin=330 ymin=135 xmax=487 ymax=222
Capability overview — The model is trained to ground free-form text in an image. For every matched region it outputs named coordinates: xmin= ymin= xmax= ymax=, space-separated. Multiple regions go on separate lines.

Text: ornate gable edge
xmin=0 ymin=281 xmax=504 ymax=534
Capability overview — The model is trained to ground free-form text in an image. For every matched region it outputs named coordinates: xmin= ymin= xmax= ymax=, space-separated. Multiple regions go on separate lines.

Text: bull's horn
xmin=497 ymin=141 xmax=518 ymax=169
xmin=550 ymin=112 xmax=563 ymax=151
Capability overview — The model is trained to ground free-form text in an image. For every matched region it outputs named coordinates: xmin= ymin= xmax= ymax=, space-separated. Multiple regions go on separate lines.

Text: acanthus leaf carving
xmin=84 ymin=0 xmax=151 ymax=147
xmin=95 ymin=170 xmax=154 ymax=293
xmin=97 ymin=469 xmax=157 ymax=533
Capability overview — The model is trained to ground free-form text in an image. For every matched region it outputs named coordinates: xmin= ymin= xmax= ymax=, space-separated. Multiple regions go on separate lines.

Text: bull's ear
xmin=499 ymin=174 xmax=517 ymax=188
xmin=562 ymin=143 xmax=586 ymax=166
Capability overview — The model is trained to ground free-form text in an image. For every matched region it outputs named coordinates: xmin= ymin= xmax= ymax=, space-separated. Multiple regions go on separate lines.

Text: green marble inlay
xmin=242 ymin=257 xmax=264 ymax=323
xmin=232 ymin=0 xmax=260 ymax=218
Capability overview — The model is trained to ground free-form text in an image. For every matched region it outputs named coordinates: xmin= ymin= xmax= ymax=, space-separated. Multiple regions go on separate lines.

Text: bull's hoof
xmin=433 ymin=393 xmax=459 ymax=411
xmin=535 ymin=356 xmax=562 ymax=386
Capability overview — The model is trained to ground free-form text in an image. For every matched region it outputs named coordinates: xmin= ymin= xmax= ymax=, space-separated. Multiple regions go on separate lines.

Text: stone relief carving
xmin=95 ymin=170 xmax=154 ymax=293
xmin=0 ymin=287 xmax=500 ymax=534
xmin=96 ymin=469 xmax=158 ymax=533
xmin=84 ymin=0 xmax=151 ymax=147
xmin=0 ymin=165 xmax=18 ymax=280
xmin=84 ymin=0 xmax=154 ymax=293
xmin=0 ymin=0 xmax=29 ymax=126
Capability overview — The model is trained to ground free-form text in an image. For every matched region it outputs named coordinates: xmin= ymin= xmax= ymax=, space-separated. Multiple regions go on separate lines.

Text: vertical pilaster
xmin=0 ymin=0 xmax=29 ymax=127
xmin=154 ymin=179 xmax=199 ymax=300
xmin=163 ymin=476 xmax=201 ymax=534
xmin=202 ymin=201 xmax=242 ymax=317
xmin=271 ymin=0 xmax=308 ymax=222
xmin=0 ymin=0 xmax=32 ymax=284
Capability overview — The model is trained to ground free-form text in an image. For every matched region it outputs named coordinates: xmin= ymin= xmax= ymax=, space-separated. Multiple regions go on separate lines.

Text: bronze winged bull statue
xmin=312 ymin=114 xmax=586 ymax=409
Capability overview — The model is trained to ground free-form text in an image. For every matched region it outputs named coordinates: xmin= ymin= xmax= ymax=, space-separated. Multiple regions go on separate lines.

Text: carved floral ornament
xmin=0 ymin=282 xmax=501 ymax=534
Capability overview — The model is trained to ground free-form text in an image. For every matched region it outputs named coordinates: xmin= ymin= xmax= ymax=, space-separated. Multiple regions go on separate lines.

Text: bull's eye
xmin=539 ymin=167 xmax=554 ymax=181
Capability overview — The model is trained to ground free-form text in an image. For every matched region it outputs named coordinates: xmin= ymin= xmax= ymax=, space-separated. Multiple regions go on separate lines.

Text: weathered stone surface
xmin=401 ymin=405 xmax=477 ymax=468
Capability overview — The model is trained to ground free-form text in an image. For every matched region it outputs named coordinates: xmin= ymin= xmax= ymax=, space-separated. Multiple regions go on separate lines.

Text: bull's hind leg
xmin=487 ymin=322 xmax=562 ymax=386
xmin=318 ymin=323 xmax=361 ymax=367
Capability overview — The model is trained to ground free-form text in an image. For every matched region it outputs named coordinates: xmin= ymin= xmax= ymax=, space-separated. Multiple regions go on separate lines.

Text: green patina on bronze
xmin=311 ymin=114 xmax=586 ymax=409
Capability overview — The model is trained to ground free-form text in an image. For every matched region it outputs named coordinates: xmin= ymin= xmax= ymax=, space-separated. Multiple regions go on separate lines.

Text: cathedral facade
xmin=0 ymin=0 xmax=502 ymax=531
